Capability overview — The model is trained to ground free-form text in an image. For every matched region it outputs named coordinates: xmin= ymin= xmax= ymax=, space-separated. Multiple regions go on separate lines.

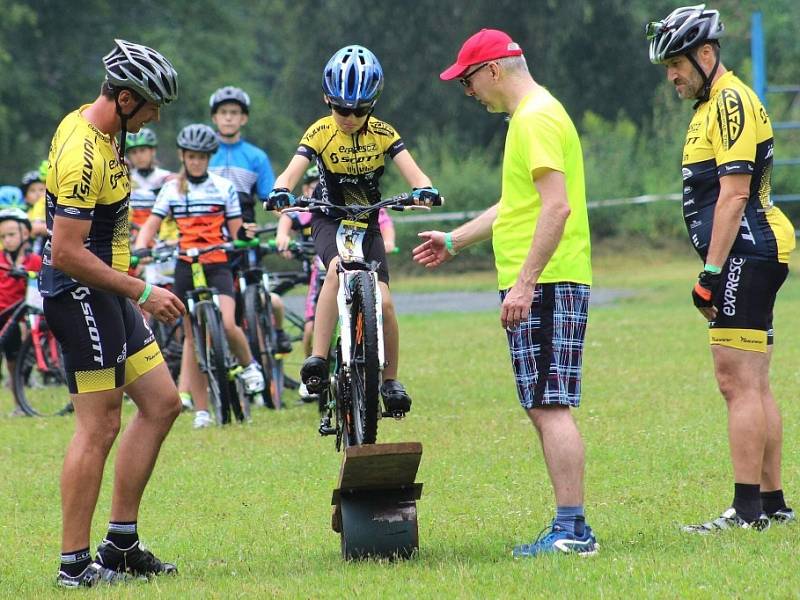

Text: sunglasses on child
xmin=329 ymin=103 xmax=373 ymax=118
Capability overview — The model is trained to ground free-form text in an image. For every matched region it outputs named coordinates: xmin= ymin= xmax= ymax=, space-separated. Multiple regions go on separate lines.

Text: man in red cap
xmin=413 ymin=29 xmax=596 ymax=557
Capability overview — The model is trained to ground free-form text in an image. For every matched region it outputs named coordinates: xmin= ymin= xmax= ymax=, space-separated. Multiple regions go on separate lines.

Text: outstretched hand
xmin=412 ymin=231 xmax=452 ymax=268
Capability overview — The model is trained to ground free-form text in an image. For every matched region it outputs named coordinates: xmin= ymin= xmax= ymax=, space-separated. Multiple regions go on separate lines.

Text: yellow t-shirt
xmin=492 ymin=87 xmax=591 ymax=289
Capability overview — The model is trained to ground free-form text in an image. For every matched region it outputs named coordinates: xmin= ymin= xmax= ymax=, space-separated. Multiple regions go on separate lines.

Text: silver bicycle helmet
xmin=0 ymin=207 xmax=32 ymax=231
xmin=209 ymin=86 xmax=251 ymax=114
xmin=103 ymin=39 xmax=179 ymax=105
xmin=647 ymin=4 xmax=724 ymax=64
xmin=177 ymin=124 xmax=219 ymax=153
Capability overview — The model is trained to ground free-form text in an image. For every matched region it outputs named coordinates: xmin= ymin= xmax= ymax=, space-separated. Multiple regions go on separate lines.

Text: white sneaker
xmin=239 ymin=362 xmax=265 ymax=394
xmin=193 ymin=410 xmax=213 ymax=429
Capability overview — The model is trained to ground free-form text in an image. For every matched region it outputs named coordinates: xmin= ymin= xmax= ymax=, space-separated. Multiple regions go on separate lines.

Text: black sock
xmin=733 ymin=483 xmax=762 ymax=522
xmin=106 ymin=521 xmax=138 ymax=549
xmin=761 ymin=489 xmax=787 ymax=515
xmin=60 ymin=548 xmax=91 ymax=577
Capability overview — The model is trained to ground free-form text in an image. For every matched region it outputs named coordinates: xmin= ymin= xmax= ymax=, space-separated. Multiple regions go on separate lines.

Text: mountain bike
xmin=171 ymin=243 xmax=251 ymax=425
xmin=235 ymin=231 xmax=316 ymax=409
xmin=285 ymin=193 xmax=440 ymax=450
xmin=0 ymin=266 xmax=70 ymax=416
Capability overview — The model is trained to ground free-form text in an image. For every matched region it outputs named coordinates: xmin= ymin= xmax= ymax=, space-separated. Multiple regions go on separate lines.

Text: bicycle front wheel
xmin=14 ymin=324 xmax=69 ymax=417
xmin=243 ymin=286 xmax=282 ymax=409
xmin=346 ymin=272 xmax=381 ymax=446
xmin=195 ymin=301 xmax=233 ymax=425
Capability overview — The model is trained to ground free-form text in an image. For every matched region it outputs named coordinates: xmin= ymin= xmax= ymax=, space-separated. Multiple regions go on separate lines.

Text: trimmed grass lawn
xmin=1 ymin=249 xmax=798 ymax=598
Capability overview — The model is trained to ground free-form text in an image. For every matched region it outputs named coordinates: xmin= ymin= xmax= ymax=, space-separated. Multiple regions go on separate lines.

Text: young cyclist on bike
xmin=267 ymin=45 xmax=440 ymax=414
xmin=0 ymin=208 xmax=41 ymax=408
xmin=134 ymin=124 xmax=265 ymax=429
xmin=126 ymin=128 xmax=179 ymax=244
xmin=276 ymin=165 xmax=397 ymax=365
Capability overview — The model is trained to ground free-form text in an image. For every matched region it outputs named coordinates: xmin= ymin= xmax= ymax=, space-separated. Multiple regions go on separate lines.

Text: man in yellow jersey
xmin=42 ymin=40 xmax=184 ymax=588
xmin=414 ymin=29 xmax=596 ymax=557
xmin=647 ymin=5 xmax=796 ymax=533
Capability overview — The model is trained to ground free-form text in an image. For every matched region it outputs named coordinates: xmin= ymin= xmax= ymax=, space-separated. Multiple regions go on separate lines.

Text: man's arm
xmin=412 ymin=203 xmax=497 ymax=269
xmin=52 ymin=216 xmax=145 ymax=299
xmin=703 ymin=173 xmax=750 ymax=269
xmin=51 ymin=216 xmax=184 ymax=322
xmin=500 ymin=168 xmax=570 ymax=329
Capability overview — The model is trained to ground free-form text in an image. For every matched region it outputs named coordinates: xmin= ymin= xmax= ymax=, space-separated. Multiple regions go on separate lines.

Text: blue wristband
xmin=703 ymin=263 xmax=722 ymax=274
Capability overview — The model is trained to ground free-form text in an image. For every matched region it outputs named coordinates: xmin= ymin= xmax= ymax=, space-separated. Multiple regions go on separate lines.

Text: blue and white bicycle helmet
xmin=322 ymin=45 xmax=384 ymax=109
xmin=0 ymin=185 xmax=25 ymax=210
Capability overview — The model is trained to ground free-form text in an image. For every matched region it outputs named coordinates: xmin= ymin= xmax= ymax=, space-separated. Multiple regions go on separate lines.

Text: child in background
xmin=0 ymin=209 xmax=42 ymax=411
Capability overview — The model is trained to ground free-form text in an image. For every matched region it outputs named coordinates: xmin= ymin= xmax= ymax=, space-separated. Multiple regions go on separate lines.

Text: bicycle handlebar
xmin=283 ymin=192 xmax=444 ymax=220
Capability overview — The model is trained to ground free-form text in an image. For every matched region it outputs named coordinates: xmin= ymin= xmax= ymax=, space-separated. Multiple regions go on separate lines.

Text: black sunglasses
xmin=329 ymin=103 xmax=373 ymax=117
xmin=459 ymin=62 xmax=490 ymax=88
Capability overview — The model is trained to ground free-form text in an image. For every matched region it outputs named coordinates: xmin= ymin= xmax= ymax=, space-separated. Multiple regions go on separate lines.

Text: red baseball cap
xmin=440 ymin=29 xmax=523 ymax=81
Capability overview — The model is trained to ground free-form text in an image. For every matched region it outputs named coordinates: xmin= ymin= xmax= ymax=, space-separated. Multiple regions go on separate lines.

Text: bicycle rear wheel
xmin=243 ymin=286 xmax=282 ymax=409
xmin=345 ymin=272 xmax=380 ymax=446
xmin=14 ymin=323 xmax=69 ymax=417
xmin=195 ymin=301 xmax=233 ymax=425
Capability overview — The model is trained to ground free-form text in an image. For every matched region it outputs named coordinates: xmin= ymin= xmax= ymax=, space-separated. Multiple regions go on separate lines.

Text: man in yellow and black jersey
xmin=648 ymin=5 xmax=795 ymax=534
xmin=46 ymin=40 xmax=184 ymax=589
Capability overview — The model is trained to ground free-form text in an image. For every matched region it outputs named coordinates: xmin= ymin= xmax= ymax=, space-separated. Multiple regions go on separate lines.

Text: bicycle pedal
xmin=382 ymin=410 xmax=407 ymax=420
xmin=228 ymin=365 xmax=244 ymax=381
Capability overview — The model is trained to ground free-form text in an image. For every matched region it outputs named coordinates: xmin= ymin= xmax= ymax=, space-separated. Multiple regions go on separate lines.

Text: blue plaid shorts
xmin=501 ymin=283 xmax=590 ymax=410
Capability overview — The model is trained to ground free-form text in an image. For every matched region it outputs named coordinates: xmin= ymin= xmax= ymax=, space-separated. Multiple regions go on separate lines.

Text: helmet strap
xmin=113 ymin=89 xmax=147 ymax=158
xmin=688 ymin=48 xmax=721 ymax=109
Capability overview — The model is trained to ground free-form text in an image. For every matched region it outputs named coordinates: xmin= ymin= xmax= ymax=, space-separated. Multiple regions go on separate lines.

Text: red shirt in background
xmin=0 ymin=251 xmax=42 ymax=313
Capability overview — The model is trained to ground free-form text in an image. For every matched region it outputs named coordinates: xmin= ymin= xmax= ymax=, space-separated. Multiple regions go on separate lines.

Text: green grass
xmin=1 ymin=251 xmax=799 ymax=598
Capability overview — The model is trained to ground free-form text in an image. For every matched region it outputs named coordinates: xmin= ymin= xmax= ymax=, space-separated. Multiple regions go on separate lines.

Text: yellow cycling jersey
xmin=40 ymin=105 xmax=131 ymax=296
xmin=682 ymin=71 xmax=795 ymax=263
xmin=295 ymin=115 xmax=406 ymax=209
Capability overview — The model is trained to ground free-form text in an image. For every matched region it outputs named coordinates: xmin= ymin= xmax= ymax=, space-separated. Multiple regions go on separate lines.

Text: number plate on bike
xmin=336 ymin=220 xmax=368 ymax=264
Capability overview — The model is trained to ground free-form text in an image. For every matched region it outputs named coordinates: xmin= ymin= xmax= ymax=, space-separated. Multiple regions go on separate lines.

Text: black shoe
xmin=56 ymin=562 xmax=129 ymax=588
xmin=301 ymin=356 xmax=328 ymax=394
xmin=275 ymin=330 xmax=293 ymax=354
xmin=682 ymin=507 xmax=770 ymax=534
xmin=768 ymin=507 xmax=796 ymax=524
xmin=95 ymin=539 xmax=177 ymax=578
xmin=381 ymin=379 xmax=412 ymax=414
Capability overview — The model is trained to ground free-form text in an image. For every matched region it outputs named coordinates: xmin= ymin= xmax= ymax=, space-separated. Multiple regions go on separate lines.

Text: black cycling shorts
xmin=173 ymin=261 xmax=236 ymax=311
xmin=43 ymin=286 xmax=163 ymax=394
xmin=311 ymin=214 xmax=389 ymax=284
xmin=708 ymin=256 xmax=788 ymax=352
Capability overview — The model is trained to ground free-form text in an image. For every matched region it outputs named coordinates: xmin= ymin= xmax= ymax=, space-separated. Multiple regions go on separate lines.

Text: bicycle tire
xmin=243 ymin=285 xmax=282 ymax=409
xmin=347 ymin=272 xmax=380 ymax=445
xmin=196 ymin=301 xmax=233 ymax=425
xmin=14 ymin=325 xmax=68 ymax=417
xmin=150 ymin=317 xmax=182 ymax=382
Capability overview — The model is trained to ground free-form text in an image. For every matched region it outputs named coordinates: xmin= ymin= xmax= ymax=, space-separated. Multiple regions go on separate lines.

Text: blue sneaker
xmin=513 ymin=522 xmax=599 ymax=558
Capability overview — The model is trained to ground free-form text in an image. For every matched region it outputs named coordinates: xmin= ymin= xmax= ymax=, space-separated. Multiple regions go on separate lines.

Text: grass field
xmin=2 ymin=249 xmax=799 ymax=598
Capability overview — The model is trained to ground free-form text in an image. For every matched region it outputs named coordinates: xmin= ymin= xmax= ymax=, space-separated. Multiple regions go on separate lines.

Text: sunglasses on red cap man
xmin=440 ymin=28 xmax=523 ymax=85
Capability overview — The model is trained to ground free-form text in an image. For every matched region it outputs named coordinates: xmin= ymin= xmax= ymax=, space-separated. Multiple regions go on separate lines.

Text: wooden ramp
xmin=331 ymin=442 xmax=423 ymax=560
